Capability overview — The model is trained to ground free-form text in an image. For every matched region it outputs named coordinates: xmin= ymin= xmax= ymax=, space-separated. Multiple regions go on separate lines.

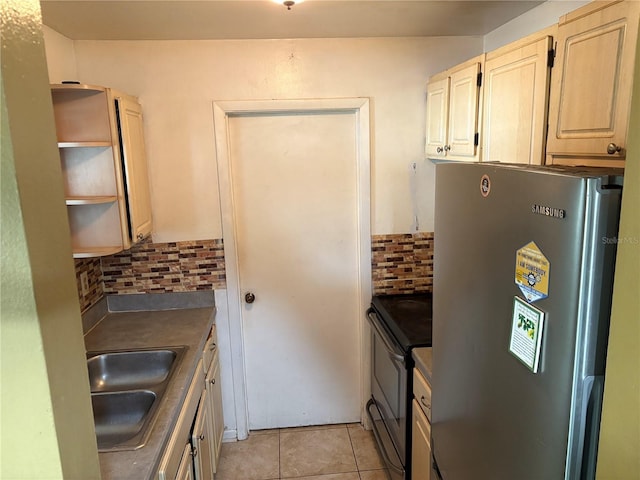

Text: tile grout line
xmin=346 ymin=424 xmax=363 ymax=479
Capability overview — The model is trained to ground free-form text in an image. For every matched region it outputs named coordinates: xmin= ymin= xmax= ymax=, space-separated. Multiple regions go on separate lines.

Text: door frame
xmin=213 ymin=98 xmax=372 ymax=440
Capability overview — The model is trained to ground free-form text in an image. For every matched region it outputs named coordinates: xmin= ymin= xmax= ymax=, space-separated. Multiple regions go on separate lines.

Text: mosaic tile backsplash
xmin=75 ymin=233 xmax=433 ymax=312
xmin=74 ymin=239 xmax=226 ymax=313
xmin=371 ymin=232 xmax=434 ymax=295
xmin=75 ymin=257 xmax=103 ymax=312
xmin=102 ymin=239 xmax=226 ymax=294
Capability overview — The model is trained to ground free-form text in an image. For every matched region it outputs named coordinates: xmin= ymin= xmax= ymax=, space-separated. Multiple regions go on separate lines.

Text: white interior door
xmin=228 ymin=110 xmax=362 ymax=429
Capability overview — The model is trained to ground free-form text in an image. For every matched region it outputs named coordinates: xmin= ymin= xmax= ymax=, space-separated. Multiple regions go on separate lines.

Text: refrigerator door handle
xmin=366 ymin=309 xmax=405 ymax=362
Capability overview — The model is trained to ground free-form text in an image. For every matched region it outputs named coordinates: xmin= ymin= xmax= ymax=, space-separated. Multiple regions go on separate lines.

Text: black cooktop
xmin=371 ymin=293 xmax=432 ymax=351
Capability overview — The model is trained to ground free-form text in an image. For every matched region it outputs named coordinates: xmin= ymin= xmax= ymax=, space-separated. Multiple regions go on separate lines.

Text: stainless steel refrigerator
xmin=432 ymin=163 xmax=623 ymax=480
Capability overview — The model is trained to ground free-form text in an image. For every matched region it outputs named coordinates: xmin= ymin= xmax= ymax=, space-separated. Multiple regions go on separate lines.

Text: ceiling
xmin=40 ymin=0 xmax=544 ymax=41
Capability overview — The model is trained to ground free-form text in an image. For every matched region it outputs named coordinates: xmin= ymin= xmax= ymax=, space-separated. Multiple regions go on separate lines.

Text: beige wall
xmin=42 ymin=25 xmax=77 ymax=82
xmin=49 ymin=36 xmax=483 ymax=241
xmin=483 ymin=0 xmax=589 ymax=52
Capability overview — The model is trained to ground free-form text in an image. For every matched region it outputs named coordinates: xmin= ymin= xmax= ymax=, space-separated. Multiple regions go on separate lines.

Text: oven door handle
xmin=366 ymin=399 xmax=405 ymax=476
xmin=366 ymin=308 xmax=405 ymax=363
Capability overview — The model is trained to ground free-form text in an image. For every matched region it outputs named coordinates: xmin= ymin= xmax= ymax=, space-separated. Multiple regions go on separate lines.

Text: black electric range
xmin=371 ymin=293 xmax=433 ymax=353
xmin=367 ymin=292 xmax=433 ymax=480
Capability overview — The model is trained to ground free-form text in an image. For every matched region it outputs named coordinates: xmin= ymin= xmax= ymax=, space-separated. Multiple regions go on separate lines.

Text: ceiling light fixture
xmin=283 ymin=0 xmax=295 ymax=10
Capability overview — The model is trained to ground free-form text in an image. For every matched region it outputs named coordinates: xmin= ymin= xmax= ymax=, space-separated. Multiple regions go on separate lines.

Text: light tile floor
xmin=215 ymin=423 xmax=389 ymax=480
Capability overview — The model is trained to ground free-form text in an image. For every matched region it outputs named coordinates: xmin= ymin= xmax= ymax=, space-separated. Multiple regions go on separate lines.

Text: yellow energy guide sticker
xmin=515 ymin=241 xmax=549 ymax=303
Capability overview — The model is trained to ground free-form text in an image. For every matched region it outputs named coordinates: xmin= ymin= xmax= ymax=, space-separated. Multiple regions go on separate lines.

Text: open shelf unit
xmin=52 ymin=84 xmax=127 ymax=258
xmin=52 ymin=83 xmax=153 ymax=258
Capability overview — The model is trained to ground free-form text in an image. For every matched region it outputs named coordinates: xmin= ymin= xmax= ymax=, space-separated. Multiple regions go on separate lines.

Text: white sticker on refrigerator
xmin=480 ymin=174 xmax=491 ymax=197
xmin=515 ymin=241 xmax=549 ymax=302
xmin=509 ymin=297 xmax=545 ymax=373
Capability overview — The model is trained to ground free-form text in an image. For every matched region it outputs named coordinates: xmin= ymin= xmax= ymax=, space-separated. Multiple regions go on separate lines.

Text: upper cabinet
xmin=425 ymin=55 xmax=484 ymax=162
xmin=482 ymin=29 xmax=555 ymax=165
xmin=546 ymin=0 xmax=640 ymax=167
xmin=51 ymin=84 xmax=153 ymax=258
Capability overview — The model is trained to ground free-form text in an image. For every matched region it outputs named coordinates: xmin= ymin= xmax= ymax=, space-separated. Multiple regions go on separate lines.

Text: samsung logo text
xmin=531 ymin=204 xmax=566 ymax=219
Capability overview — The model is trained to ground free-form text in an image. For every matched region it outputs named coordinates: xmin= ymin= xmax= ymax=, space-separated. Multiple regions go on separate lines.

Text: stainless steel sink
xmin=88 ymin=349 xmax=179 ymax=392
xmin=86 ymin=346 xmax=187 ymax=451
xmin=92 ymin=390 xmax=157 ymax=450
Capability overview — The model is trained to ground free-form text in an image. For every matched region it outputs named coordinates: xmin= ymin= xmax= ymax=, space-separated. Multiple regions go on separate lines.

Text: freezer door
xmin=432 ymin=163 xmax=621 ymax=480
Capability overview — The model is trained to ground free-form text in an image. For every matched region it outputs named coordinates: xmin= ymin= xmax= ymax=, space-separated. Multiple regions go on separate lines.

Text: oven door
xmin=367 ymin=308 xmax=407 ymax=478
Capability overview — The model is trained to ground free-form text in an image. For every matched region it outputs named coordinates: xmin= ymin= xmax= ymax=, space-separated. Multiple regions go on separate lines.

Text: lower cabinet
xmin=157 ymin=326 xmax=225 ymax=480
xmin=175 ymin=444 xmax=195 ymax=480
xmin=192 ymin=391 xmax=215 ymax=480
xmin=164 ymin=379 xmax=219 ymax=480
xmin=411 ymin=368 xmax=432 ymax=480
xmin=205 ymin=350 xmax=224 ymax=471
xmin=157 ymin=360 xmax=204 ymax=480
xmin=412 ymin=400 xmax=431 ymax=480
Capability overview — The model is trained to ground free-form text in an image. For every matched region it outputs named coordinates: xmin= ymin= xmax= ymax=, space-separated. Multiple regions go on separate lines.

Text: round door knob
xmin=245 ymin=292 xmax=256 ymax=304
xmin=607 ymin=143 xmax=622 ymax=155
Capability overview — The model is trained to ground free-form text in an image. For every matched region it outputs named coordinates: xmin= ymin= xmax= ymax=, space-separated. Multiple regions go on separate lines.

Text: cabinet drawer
xmin=413 ymin=368 xmax=431 ymax=422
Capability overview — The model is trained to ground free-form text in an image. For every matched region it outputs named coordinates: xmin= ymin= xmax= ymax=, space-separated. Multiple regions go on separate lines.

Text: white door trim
xmin=213 ymin=98 xmax=371 ymax=440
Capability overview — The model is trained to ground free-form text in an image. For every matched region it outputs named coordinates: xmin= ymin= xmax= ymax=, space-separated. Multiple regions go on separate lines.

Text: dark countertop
xmin=83 ymin=293 xmax=215 ymax=480
xmin=413 ymin=347 xmax=432 ymax=384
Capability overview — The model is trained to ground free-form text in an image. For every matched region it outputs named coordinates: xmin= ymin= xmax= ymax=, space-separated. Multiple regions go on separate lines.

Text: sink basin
xmin=92 ymin=390 xmax=156 ymax=450
xmin=85 ymin=346 xmax=187 ymax=451
xmin=87 ymin=349 xmax=179 ymax=392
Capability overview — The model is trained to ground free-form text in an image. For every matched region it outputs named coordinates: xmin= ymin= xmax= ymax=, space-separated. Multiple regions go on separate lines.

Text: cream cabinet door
xmin=192 ymin=391 xmax=215 ymax=480
xmin=115 ymin=94 xmax=153 ymax=242
xmin=157 ymin=360 xmax=204 ymax=480
xmin=425 ymin=76 xmax=450 ymax=158
xmin=425 ymin=56 xmax=482 ymax=161
xmin=411 ymin=399 xmax=431 ymax=480
xmin=205 ymin=351 xmax=224 ymax=471
xmin=175 ymin=444 xmax=194 ymax=480
xmin=547 ymin=0 xmax=640 ymax=164
xmin=447 ymin=62 xmax=481 ymax=159
xmin=483 ymin=32 xmax=553 ymax=164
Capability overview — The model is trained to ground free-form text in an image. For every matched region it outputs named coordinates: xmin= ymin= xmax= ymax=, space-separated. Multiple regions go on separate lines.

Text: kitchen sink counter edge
xmin=83 ymin=291 xmax=216 ymax=480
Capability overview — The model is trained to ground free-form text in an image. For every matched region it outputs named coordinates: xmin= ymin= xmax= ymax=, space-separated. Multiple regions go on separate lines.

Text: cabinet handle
xmin=210 ymin=378 xmax=216 ymax=385
xmin=607 ymin=143 xmax=622 ymax=155
xmin=420 ymin=395 xmax=431 ymax=410
xmin=191 ymin=446 xmax=198 ymax=457
xmin=444 ymin=145 xmax=451 ymax=152
xmin=436 ymin=146 xmax=444 ymax=154
xmin=209 ymin=342 xmax=217 ymax=351
xmin=136 ymin=233 xmax=144 ymax=241
xmin=199 ymin=434 xmax=205 ymax=441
